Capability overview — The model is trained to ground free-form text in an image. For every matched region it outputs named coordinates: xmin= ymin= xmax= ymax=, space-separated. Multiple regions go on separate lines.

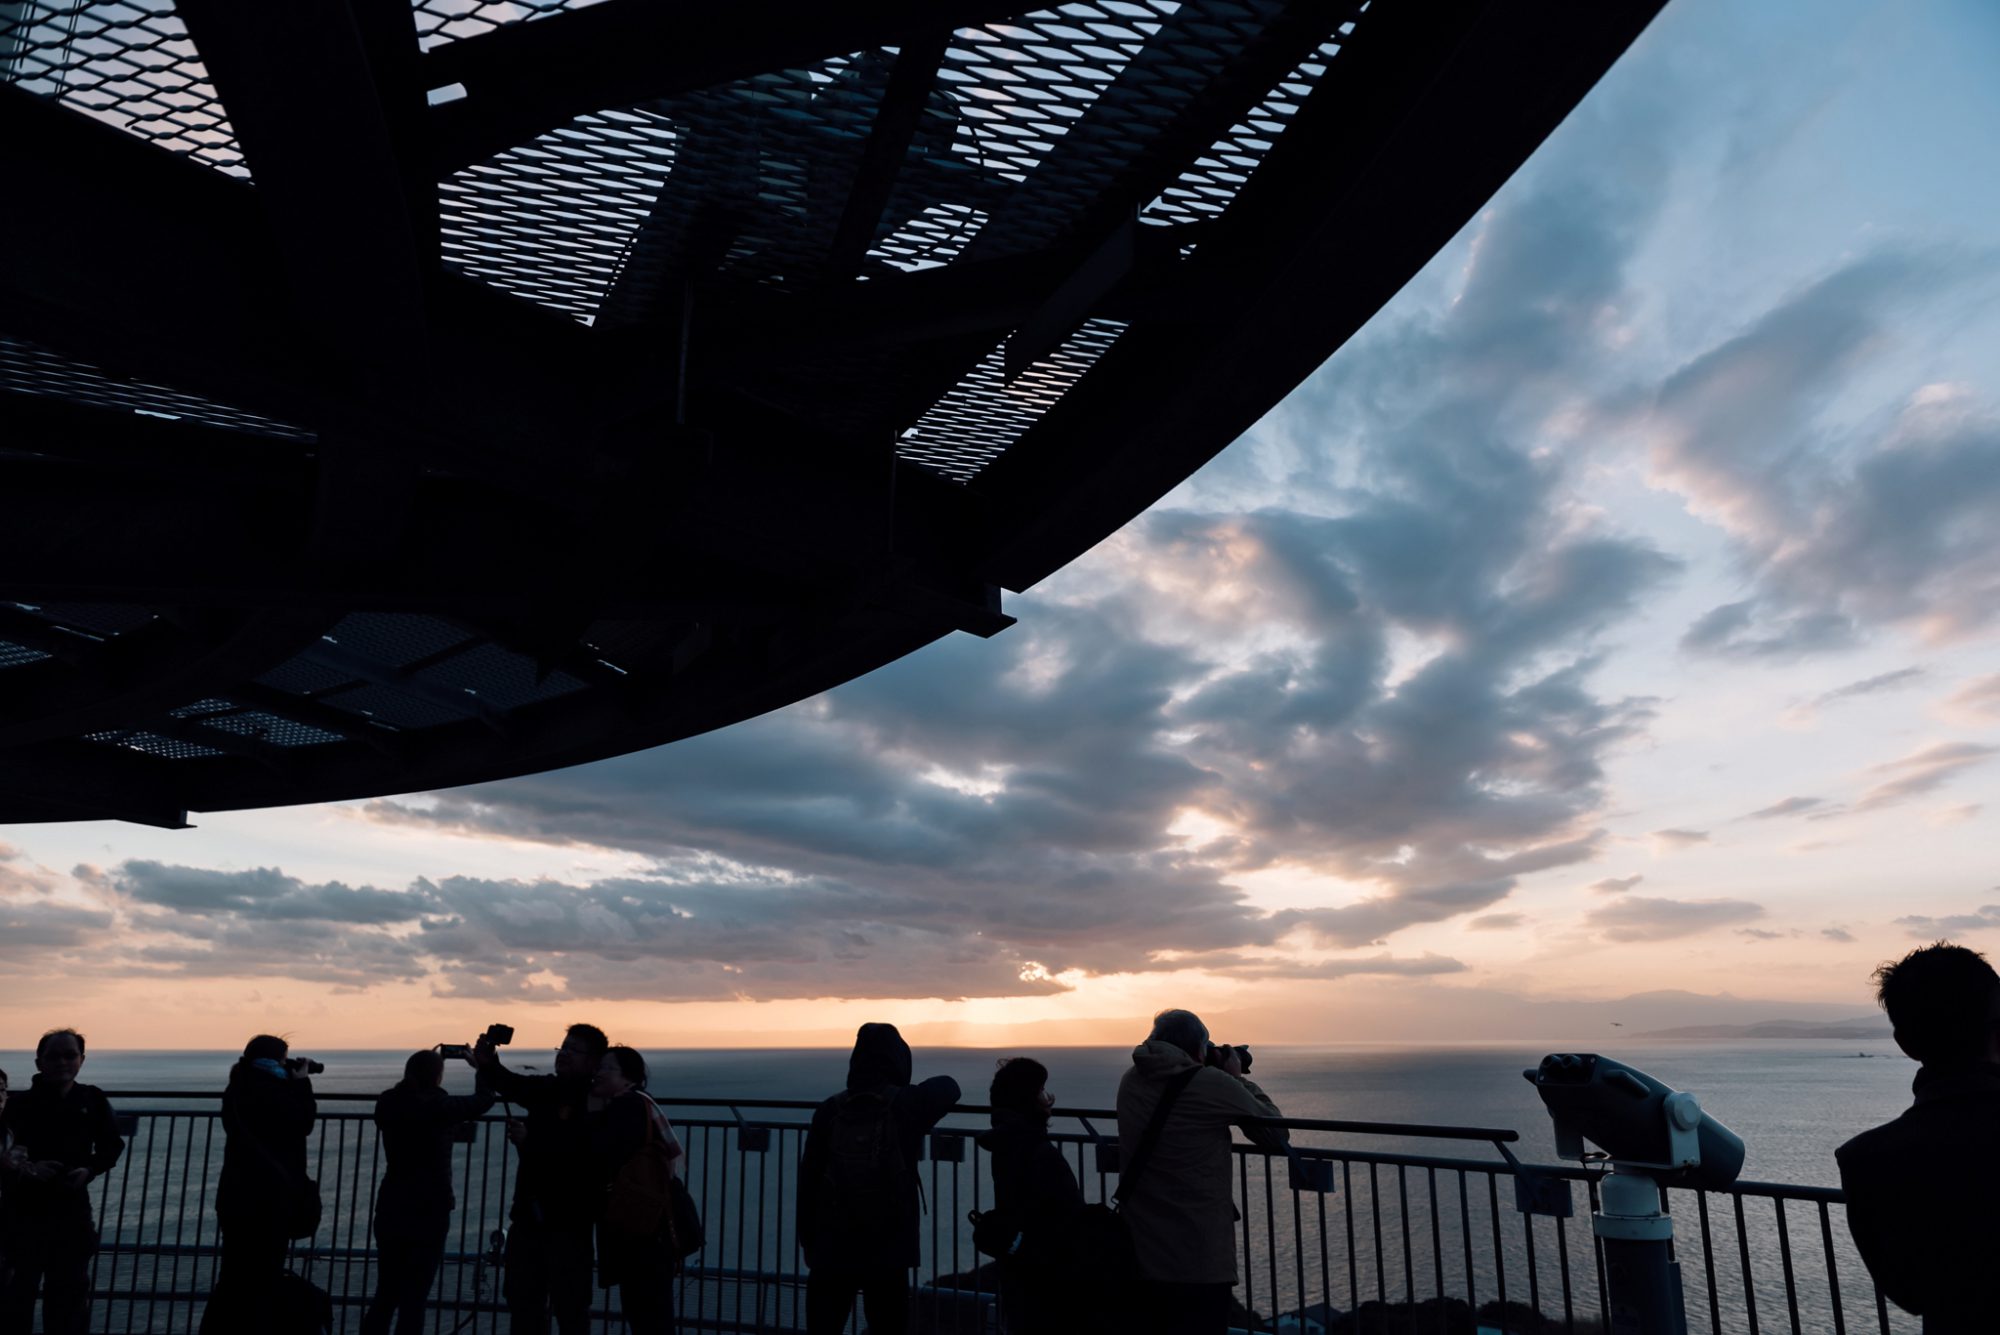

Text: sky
xmin=4 ymin=0 xmax=2000 ymax=1050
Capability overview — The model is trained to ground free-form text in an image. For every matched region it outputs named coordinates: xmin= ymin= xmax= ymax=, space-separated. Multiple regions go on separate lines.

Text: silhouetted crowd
xmin=0 ymin=954 xmax=1993 ymax=1335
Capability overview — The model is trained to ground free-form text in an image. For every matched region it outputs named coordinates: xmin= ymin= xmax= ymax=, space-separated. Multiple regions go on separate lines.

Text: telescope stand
xmin=1593 ymin=1170 xmax=1689 ymax=1335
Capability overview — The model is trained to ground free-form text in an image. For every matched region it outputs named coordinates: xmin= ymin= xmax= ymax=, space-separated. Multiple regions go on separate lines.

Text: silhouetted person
xmin=474 ymin=1022 xmax=609 ymax=1335
xmin=978 ymin=1057 xmax=1086 ymax=1335
xmin=1 ymin=1029 xmax=123 ymax=1335
xmin=798 ymin=1023 xmax=960 ymax=1335
xmin=592 ymin=1046 xmax=684 ymax=1335
xmin=1116 ymin=1009 xmax=1284 ymax=1335
xmin=1837 ymin=942 xmax=2000 ymax=1332
xmin=361 ymin=1049 xmax=496 ymax=1335
xmin=206 ymin=1034 xmax=317 ymax=1333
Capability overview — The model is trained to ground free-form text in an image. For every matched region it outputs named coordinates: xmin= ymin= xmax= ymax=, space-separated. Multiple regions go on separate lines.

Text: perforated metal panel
xmin=0 ymin=0 xmax=247 ymax=174
xmin=413 ymin=642 xmax=586 ymax=710
xmin=0 ymin=641 xmax=51 ymax=670
xmin=22 ymin=602 xmax=158 ymax=636
xmin=319 ymin=682 xmax=468 ymax=730
xmin=199 ymin=710 xmax=344 ymax=747
xmin=0 ymin=336 xmax=315 ymax=441
xmin=255 ymin=659 xmax=359 ymax=697
xmin=321 ymin=613 xmax=475 ymax=670
xmin=896 ymin=318 xmax=1127 ymax=481
xmin=82 ymin=729 xmax=228 ymax=760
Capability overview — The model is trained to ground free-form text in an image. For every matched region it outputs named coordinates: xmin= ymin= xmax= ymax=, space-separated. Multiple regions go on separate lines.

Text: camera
xmin=1204 ymin=1042 xmax=1253 ymax=1075
xmin=286 ymin=1057 xmax=324 ymax=1076
xmin=440 ymin=1022 xmax=516 ymax=1062
xmin=1523 ymin=1053 xmax=1743 ymax=1188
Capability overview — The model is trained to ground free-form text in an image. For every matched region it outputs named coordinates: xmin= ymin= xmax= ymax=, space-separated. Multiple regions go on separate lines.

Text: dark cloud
xmin=111 ymin=861 xmax=428 ymax=925
xmin=1894 ymin=905 xmax=2000 ymax=937
xmin=1745 ymin=797 xmax=1826 ymax=821
xmin=1737 ymin=928 xmax=1786 ymax=941
xmin=1466 ymin=914 xmax=1526 ymax=932
xmin=1853 ymin=742 xmax=1997 ymax=812
xmin=1821 ymin=927 xmax=1856 ymax=943
xmin=1586 ymin=895 xmax=1765 ymax=942
xmin=1589 ymin=875 xmax=1643 ymax=894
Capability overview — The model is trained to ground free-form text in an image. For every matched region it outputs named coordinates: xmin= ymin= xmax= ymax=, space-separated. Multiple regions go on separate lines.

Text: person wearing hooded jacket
xmin=1116 ymin=1009 xmax=1285 ymax=1335
xmin=977 ymin=1058 xmax=1086 ymax=1335
xmin=798 ymin=1023 xmax=960 ymax=1335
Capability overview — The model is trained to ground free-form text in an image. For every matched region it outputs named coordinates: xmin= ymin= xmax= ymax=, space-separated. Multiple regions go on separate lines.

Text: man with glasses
xmin=473 ymin=1023 xmax=610 ymax=1335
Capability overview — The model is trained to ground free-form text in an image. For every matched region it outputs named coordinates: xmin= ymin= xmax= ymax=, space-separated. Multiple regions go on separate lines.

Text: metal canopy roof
xmin=0 ymin=0 xmax=1663 ymax=826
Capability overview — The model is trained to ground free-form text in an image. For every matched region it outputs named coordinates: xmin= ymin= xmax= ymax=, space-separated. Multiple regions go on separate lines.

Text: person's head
xmin=402 ymin=1049 xmax=446 ymax=1091
xmin=1874 ymin=942 xmax=2000 ymax=1067
xmin=1148 ymin=1009 xmax=1210 ymax=1062
xmin=593 ymin=1045 xmax=648 ymax=1100
xmin=846 ymin=1022 xmax=913 ymax=1091
xmin=554 ymin=1023 xmax=610 ymax=1080
xmin=0 ymin=1065 xmax=10 ymax=1118
xmin=990 ymin=1057 xmax=1054 ymax=1122
xmin=35 ymin=1028 xmax=86 ymax=1090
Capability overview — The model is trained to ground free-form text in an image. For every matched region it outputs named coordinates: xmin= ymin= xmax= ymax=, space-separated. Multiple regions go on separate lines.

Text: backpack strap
xmin=1112 ymin=1065 xmax=1202 ymax=1207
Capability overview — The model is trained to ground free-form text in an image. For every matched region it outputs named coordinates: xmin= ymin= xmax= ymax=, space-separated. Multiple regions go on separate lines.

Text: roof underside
xmin=0 ymin=0 xmax=1664 ymax=826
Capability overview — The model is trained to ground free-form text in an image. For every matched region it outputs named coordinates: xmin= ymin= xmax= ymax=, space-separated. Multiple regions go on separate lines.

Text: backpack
xmin=819 ymin=1089 xmax=907 ymax=1233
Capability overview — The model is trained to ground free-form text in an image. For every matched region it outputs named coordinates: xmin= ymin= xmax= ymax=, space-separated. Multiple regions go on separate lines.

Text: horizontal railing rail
xmin=42 ymin=1095 xmax=1909 ymax=1335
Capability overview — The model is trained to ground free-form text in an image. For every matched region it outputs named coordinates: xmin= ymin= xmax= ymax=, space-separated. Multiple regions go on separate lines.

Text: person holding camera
xmin=0 ymin=1029 xmax=124 ymax=1335
xmin=360 ymin=1048 xmax=496 ymax=1335
xmin=1837 ymin=942 xmax=2000 ymax=1332
xmin=205 ymin=1035 xmax=320 ymax=1333
xmin=473 ymin=1021 xmax=609 ymax=1335
xmin=1115 ymin=1010 xmax=1285 ymax=1335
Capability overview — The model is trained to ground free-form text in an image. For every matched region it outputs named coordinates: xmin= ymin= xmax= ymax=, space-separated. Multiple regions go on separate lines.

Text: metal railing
xmin=42 ymin=1093 xmax=1913 ymax=1334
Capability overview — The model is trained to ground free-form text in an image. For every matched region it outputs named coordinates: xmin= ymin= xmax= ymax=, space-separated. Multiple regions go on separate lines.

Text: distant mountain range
xmin=1632 ymin=1018 xmax=1893 ymax=1040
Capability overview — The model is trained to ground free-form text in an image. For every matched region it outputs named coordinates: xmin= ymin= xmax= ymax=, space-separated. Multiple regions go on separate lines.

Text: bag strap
xmin=1112 ymin=1065 xmax=1201 ymax=1207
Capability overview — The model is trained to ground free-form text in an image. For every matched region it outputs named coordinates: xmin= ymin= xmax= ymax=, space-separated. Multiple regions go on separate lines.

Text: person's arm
xmin=908 ymin=1075 xmax=962 ymax=1133
xmin=428 ymin=1090 xmax=499 ymax=1126
xmin=1190 ymin=1066 xmax=1289 ymax=1149
xmin=1837 ymin=1147 xmax=1921 ymax=1313
xmin=287 ymin=1077 xmax=319 ymax=1138
xmin=478 ymin=1062 xmax=553 ymax=1109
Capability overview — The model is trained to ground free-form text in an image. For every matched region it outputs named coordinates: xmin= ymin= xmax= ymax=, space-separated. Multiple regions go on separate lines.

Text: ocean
xmin=5 ymin=1039 xmax=1911 ymax=1186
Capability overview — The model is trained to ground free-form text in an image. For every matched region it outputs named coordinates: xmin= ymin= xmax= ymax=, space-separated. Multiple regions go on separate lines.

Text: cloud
xmin=1745 ymin=797 xmax=1826 ymax=821
xmin=1821 ymin=927 xmax=1855 ymax=943
xmin=1646 ymin=251 xmax=2000 ymax=657
xmin=1782 ymin=668 xmax=1928 ymax=723
xmin=1650 ymin=829 xmax=1710 ymax=852
xmin=1895 ymin=905 xmax=2000 ymax=937
xmin=1853 ymin=742 xmax=1998 ymax=812
xmin=1586 ymin=895 xmax=1765 ymax=942
xmin=1466 ymin=913 xmax=1526 ymax=931
xmin=1941 ymin=674 xmax=2000 ymax=723
xmin=1737 ymin=928 xmax=1786 ymax=941
xmin=1589 ymin=875 xmax=1643 ymax=894
xmin=1222 ymin=953 xmax=1469 ymax=981
xmin=1928 ymin=804 xmax=1982 ymax=828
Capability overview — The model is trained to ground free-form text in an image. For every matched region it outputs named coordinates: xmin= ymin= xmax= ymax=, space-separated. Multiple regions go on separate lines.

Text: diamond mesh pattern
xmin=0 ymin=336 xmax=316 ymax=441
xmin=255 ymin=659 xmax=359 ymax=697
xmin=1141 ymin=29 xmax=1354 ymax=227
xmin=411 ymin=0 xmax=606 ymax=52
xmin=199 ymin=710 xmax=345 ymax=747
xmin=320 ymin=681 xmax=469 ymax=730
xmin=439 ymin=108 xmax=675 ymax=319
xmin=0 ymin=641 xmax=52 ymax=670
xmin=0 ymin=0 xmax=247 ymax=174
xmin=896 ymin=318 xmax=1127 ymax=481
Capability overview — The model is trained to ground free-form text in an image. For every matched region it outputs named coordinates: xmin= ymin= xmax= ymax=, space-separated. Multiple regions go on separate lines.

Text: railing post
xmin=1594 ymin=1171 xmax=1689 ymax=1335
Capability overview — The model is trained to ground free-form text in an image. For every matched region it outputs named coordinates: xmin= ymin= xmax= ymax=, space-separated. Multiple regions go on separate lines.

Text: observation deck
xmin=70 ymin=1092 xmax=1905 ymax=1333
xmin=0 ymin=0 xmax=1663 ymax=825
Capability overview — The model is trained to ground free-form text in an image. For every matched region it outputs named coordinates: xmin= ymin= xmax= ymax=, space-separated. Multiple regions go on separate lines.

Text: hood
xmin=1130 ymin=1038 xmax=1202 ymax=1080
xmin=846 ymin=1022 xmax=913 ymax=1090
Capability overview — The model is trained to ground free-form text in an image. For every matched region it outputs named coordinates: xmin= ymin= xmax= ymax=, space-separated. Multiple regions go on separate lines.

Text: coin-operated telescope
xmin=1525 ymin=1055 xmax=1745 ymax=1335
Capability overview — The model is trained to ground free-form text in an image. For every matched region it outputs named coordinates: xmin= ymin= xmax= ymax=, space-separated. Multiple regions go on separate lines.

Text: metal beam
xmin=822 ymin=29 xmax=954 ymax=277
xmin=422 ymin=0 xmax=1047 ymax=174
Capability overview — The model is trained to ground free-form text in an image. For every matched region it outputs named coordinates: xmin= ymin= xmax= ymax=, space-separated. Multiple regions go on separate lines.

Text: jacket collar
xmin=1912 ymin=1060 xmax=2000 ymax=1104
